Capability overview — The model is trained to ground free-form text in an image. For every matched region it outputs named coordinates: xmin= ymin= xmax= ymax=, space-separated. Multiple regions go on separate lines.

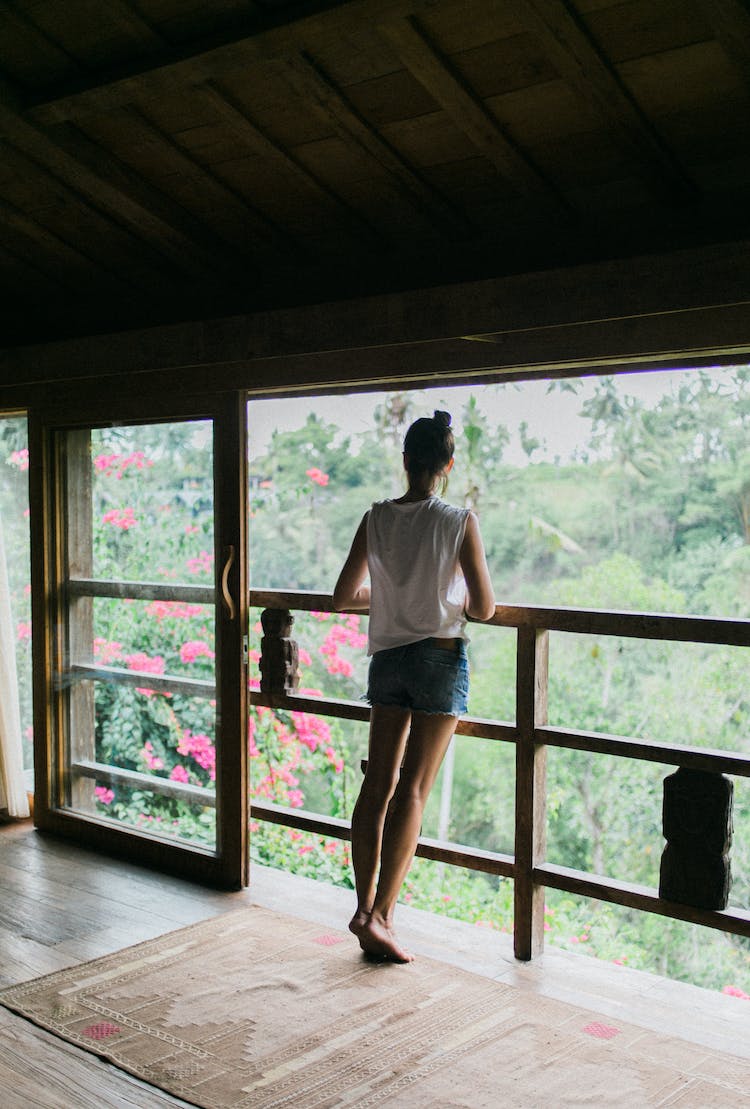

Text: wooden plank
xmin=513 ymin=627 xmax=548 ymax=960
xmin=0 ymin=139 xmax=175 ymax=296
xmin=539 ymin=726 xmax=750 ymax=778
xmin=196 ymin=80 xmax=383 ymax=246
xmin=0 ymin=188 xmax=126 ymax=291
xmin=0 ymin=1009 xmax=190 ymax=1109
xmin=250 ymin=800 xmax=515 ymax=875
xmin=693 ymin=0 xmax=750 ymax=87
xmin=249 ymin=588 xmax=750 ymax=649
xmin=504 ymin=0 xmax=696 ymax=200
xmin=67 ymin=578 xmax=215 ymax=603
xmin=113 ymin=102 xmax=297 ymax=258
xmin=22 ymin=0 xmax=455 ymax=125
xmin=2 ymin=238 xmax=749 ymax=391
xmin=69 ymin=663 xmax=215 ymax=698
xmin=65 ymin=431 xmax=95 ymax=816
xmin=95 ymin=0 xmax=165 ymax=51
xmin=0 ymin=79 xmax=241 ymax=278
xmin=250 ymin=688 xmax=516 ymax=742
xmin=536 ymin=862 xmax=750 ymax=940
xmin=489 ymin=603 xmax=750 ymax=647
xmin=281 ymin=49 xmax=470 ymax=235
xmin=380 ymin=14 xmax=565 ymax=204
xmin=71 ymin=758 xmax=215 ymax=806
xmin=0 ymin=0 xmax=84 ymax=84
xmin=45 ymin=119 xmax=243 ymax=280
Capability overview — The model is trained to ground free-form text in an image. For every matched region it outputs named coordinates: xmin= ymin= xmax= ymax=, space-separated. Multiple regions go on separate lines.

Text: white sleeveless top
xmin=366 ymin=496 xmax=471 ymax=654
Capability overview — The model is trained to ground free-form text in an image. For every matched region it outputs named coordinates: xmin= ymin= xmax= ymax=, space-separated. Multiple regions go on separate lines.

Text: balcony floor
xmin=0 ymin=821 xmax=748 ymax=1107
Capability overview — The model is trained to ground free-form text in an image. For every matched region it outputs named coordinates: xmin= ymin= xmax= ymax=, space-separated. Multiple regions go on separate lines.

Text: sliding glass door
xmin=31 ymin=394 xmax=247 ymax=887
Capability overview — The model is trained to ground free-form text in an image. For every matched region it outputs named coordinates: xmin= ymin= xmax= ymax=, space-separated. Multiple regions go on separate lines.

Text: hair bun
xmin=433 ymin=410 xmax=451 ymax=428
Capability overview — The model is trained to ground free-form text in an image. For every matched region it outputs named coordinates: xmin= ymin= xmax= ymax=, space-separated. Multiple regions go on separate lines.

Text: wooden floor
xmin=1 ymin=820 xmax=749 ymax=1107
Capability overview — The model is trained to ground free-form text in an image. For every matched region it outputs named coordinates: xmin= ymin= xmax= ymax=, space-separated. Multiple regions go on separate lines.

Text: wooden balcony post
xmin=514 ymin=626 xmax=549 ymax=960
xmin=66 ymin=429 xmax=96 ymax=813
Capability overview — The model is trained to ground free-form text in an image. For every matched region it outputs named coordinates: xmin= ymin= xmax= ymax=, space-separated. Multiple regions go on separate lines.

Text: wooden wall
xmin=1 ymin=237 xmax=749 ymax=407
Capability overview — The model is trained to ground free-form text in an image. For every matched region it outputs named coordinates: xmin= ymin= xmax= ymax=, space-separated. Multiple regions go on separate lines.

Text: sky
xmin=247 ymin=365 xmax=741 ymax=467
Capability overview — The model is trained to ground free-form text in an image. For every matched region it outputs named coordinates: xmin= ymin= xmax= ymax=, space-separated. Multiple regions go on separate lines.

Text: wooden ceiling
xmin=1 ymin=0 xmax=750 ymax=348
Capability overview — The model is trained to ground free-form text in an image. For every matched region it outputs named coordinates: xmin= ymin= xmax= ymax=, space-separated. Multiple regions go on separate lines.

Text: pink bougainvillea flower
xmin=15 ymin=621 xmax=31 ymax=642
xmin=125 ymin=651 xmax=165 ymax=696
xmin=102 ymin=506 xmax=138 ymax=530
xmin=305 ymin=467 xmax=329 ymax=487
xmin=177 ymin=730 xmax=216 ymax=780
xmin=94 ymin=451 xmax=154 ymax=478
xmin=9 ymin=448 xmax=29 ymax=471
xmin=126 ymin=652 xmax=166 ymax=674
xmin=179 ymin=639 xmax=215 ymax=665
xmin=169 ymin=765 xmax=190 ymax=783
xmin=145 ymin=600 xmax=205 ymax=622
xmin=94 ymin=637 xmax=123 ymax=664
xmin=94 ymin=453 xmax=119 ymax=475
xmin=94 ymin=786 xmax=114 ymax=805
xmin=141 ymin=740 xmax=164 ymax=771
xmin=290 ymin=711 xmax=331 ymax=752
xmin=723 ymin=985 xmax=750 ymax=999
xmin=186 ymin=549 xmax=214 ymax=575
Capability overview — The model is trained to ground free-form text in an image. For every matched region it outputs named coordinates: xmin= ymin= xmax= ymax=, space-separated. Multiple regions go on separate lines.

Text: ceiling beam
xmin=46 ymin=118 xmax=245 ymax=280
xmin=692 ymin=0 xmax=750 ymax=88
xmin=93 ymin=0 xmax=165 ymax=51
xmin=23 ymin=0 xmax=434 ymax=125
xmin=505 ymin=0 xmax=697 ymax=202
xmin=0 ymin=79 xmax=240 ymax=279
xmin=111 ymin=103 xmax=300 ymax=263
xmin=0 ymin=0 xmax=85 ymax=72
xmin=282 ymin=49 xmax=471 ymax=236
xmin=196 ymin=80 xmax=384 ymax=248
xmin=0 ymin=187 xmax=135 ymax=296
xmin=379 ymin=13 xmax=567 ymax=209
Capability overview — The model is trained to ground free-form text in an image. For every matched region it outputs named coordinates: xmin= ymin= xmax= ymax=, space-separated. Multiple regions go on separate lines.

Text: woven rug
xmin=1 ymin=906 xmax=748 ymax=1108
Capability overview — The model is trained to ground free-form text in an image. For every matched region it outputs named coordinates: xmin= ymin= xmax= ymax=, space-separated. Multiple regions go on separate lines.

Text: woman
xmin=333 ymin=410 xmax=495 ymax=962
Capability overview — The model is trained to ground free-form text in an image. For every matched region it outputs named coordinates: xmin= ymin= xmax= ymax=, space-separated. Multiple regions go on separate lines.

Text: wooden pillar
xmin=514 ymin=626 xmax=549 ymax=960
xmin=66 ymin=429 xmax=95 ymax=813
xmin=259 ymin=609 xmax=300 ymax=694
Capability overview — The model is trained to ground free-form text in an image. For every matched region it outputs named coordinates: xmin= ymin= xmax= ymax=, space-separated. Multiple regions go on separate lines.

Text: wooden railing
xmin=65 ymin=576 xmax=750 ymax=960
xmin=249 ymin=588 xmax=750 ymax=961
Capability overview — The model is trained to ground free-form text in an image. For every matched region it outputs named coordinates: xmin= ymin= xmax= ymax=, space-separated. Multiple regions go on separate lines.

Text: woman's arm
xmin=459 ymin=511 xmax=496 ymax=622
xmin=332 ymin=512 xmax=371 ymax=612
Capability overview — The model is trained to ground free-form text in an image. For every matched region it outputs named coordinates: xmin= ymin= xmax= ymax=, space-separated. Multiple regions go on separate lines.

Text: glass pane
xmin=57 ymin=420 xmax=217 ymax=849
xmin=0 ymin=417 xmax=32 ymax=789
xmin=91 ymin=421 xmax=214 ymax=583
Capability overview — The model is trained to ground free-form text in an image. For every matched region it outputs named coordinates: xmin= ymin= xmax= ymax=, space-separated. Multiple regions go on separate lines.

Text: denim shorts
xmin=366 ymin=638 xmax=469 ymax=716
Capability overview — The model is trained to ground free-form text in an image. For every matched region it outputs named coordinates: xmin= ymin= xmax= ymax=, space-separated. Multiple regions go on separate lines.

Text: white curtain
xmin=0 ymin=516 xmax=29 ymax=818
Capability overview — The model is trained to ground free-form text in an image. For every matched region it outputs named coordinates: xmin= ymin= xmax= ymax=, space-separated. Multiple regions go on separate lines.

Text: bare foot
xmin=349 ymin=909 xmax=371 ymax=938
xmin=356 ymin=915 xmax=413 ymax=963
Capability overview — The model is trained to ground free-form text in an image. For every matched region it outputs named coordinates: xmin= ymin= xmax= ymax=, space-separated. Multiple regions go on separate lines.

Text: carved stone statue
xmin=259 ymin=608 xmax=300 ymax=694
xmin=659 ymin=767 xmax=733 ymax=910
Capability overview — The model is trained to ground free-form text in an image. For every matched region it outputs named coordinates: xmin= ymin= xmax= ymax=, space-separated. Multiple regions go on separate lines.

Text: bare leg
xmin=348 ymin=706 xmax=411 ymax=939
xmin=356 ymin=711 xmax=458 ymax=963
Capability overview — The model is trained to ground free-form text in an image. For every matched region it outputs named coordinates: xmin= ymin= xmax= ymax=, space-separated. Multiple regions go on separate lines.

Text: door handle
xmin=221 ymin=545 xmax=236 ymax=621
